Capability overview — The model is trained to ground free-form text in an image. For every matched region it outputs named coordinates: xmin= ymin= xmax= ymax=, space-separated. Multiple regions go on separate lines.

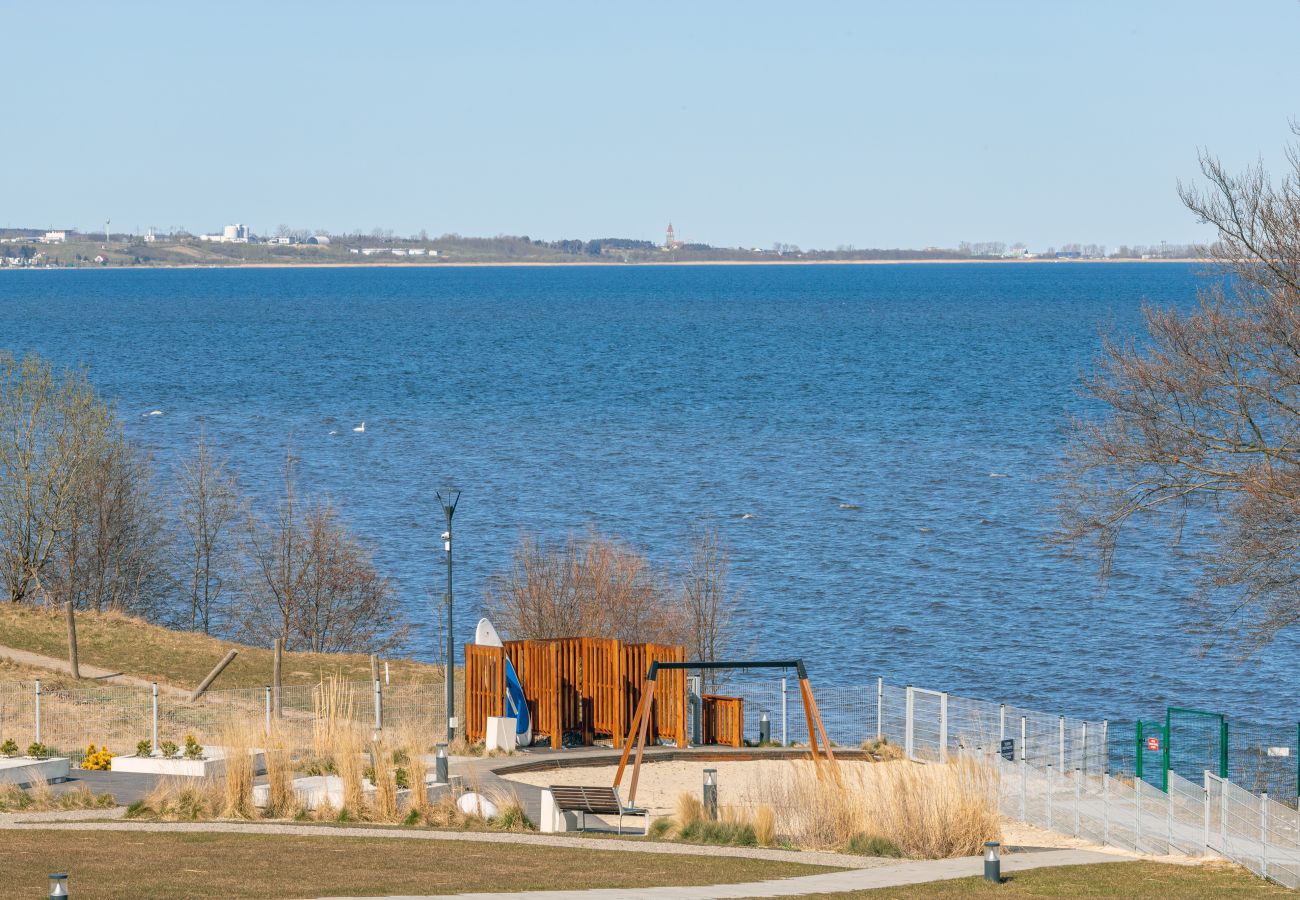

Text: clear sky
xmin=3 ymin=0 xmax=1298 ymax=249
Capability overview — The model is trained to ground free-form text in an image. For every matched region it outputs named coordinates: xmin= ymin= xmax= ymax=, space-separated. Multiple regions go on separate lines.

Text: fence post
xmin=876 ymin=678 xmax=883 ymax=741
xmin=780 ymin=678 xmax=788 ymax=747
xmin=999 ymin=703 xmax=1006 ymax=745
xmin=152 ymin=683 xmax=159 ymax=753
xmin=34 ymin=679 xmax=41 ymax=745
xmin=1058 ymin=715 xmax=1065 ymax=770
xmin=1218 ymin=775 xmax=1227 ymax=851
xmin=1220 ymin=719 xmax=1229 ymax=780
xmin=1074 ymin=767 xmax=1082 ymax=837
xmin=1102 ymin=772 xmax=1110 ymax=845
xmin=1202 ymin=771 xmax=1211 ymax=855
xmin=939 ymin=692 xmax=949 ymax=762
xmin=1166 ymin=779 xmax=1174 ymax=850
xmin=1136 ymin=720 xmax=1144 ymax=783
xmin=1020 ymin=716 xmax=1028 ymax=762
xmin=1102 ymin=719 xmax=1109 ymax=774
xmin=1081 ymin=722 xmax=1088 ymax=777
xmin=1136 ymin=778 xmax=1144 ymax=850
xmin=373 ymin=678 xmax=383 ymax=733
xmin=904 ymin=686 xmax=915 ymax=760
xmin=1046 ymin=764 xmax=1054 ymax=830
xmin=1261 ymin=792 xmax=1269 ymax=880
xmin=272 ymin=638 xmax=283 ymax=719
xmin=1019 ymin=751 xmax=1027 ymax=821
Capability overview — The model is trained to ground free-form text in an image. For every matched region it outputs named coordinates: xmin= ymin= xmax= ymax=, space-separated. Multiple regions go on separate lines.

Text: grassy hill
xmin=0 ymin=604 xmax=442 ymax=690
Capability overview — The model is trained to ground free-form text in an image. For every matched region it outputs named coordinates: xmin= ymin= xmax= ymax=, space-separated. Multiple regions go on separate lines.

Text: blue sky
xmin=3 ymin=1 xmax=1298 ymax=249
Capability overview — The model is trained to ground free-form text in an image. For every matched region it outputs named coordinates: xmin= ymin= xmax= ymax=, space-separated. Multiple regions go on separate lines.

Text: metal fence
xmin=0 ymin=677 xmax=457 ymax=760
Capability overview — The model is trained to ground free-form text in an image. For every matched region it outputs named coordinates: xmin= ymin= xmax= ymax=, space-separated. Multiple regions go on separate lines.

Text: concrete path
xmin=331 ymin=848 xmax=1131 ymax=899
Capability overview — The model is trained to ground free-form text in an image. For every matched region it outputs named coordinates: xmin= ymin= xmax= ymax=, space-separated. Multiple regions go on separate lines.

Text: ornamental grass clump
xmin=218 ymin=722 xmax=256 ymax=819
xmin=748 ymin=757 xmax=1001 ymax=858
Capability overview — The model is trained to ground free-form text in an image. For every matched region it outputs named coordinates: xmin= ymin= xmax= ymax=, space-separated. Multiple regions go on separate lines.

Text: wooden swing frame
xmin=612 ymin=658 xmax=835 ymax=806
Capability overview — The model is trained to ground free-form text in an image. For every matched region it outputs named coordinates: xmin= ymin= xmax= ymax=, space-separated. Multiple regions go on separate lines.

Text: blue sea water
xmin=0 ymin=263 xmax=1292 ymax=726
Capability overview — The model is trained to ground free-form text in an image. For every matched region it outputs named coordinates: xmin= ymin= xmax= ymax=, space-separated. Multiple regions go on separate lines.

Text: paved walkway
xmin=0 ymin=643 xmax=189 ymax=694
xmin=330 ymin=849 xmax=1132 ymax=899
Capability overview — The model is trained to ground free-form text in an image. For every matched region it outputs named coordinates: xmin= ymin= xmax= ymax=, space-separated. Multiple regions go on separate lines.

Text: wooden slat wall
xmin=582 ymin=638 xmax=620 ymax=744
xmin=702 ymin=694 xmax=745 ymax=747
xmin=465 ymin=637 xmax=689 ymax=749
xmin=464 ymin=644 xmax=505 ymax=743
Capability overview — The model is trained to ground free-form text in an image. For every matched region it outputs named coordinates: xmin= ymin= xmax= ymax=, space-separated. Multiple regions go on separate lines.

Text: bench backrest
xmin=548 ymin=785 xmax=624 ymax=815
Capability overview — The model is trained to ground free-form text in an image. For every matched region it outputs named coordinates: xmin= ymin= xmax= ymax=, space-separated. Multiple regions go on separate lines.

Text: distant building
xmin=360 ymin=248 xmax=383 ymax=256
xmin=408 ymin=248 xmax=426 ymax=256
xmin=664 ymin=222 xmax=684 ymax=250
xmin=200 ymin=224 xmax=250 ymax=243
xmin=390 ymin=248 xmax=408 ymax=256
xmin=307 ymin=234 xmax=330 ymax=245
xmin=42 ymin=230 xmax=68 ymax=243
xmin=144 ymin=227 xmax=157 ymax=243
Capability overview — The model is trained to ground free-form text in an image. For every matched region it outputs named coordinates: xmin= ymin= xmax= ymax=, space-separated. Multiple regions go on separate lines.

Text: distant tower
xmin=665 ymin=222 xmax=676 ymax=249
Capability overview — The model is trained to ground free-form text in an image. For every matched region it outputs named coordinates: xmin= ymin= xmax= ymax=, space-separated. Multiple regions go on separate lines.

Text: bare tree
xmin=176 ymin=427 xmax=245 ymax=634
xmin=1058 ymin=123 xmax=1300 ymax=648
xmin=0 ymin=353 xmax=115 ymax=604
xmin=485 ymin=532 xmax=686 ymax=644
xmin=241 ymin=453 xmax=405 ymax=653
xmin=679 ymin=527 xmax=742 ymax=691
xmin=46 ymin=438 xmax=170 ymax=617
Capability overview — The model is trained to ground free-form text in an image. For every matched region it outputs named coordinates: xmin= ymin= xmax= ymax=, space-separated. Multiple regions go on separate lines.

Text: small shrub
xmin=183 ymin=735 xmax=204 ymax=760
xmin=403 ymin=808 xmax=422 ymax=826
xmin=674 ymin=792 xmax=705 ymax=829
xmin=676 ymin=818 xmax=757 ymax=847
xmin=81 ymin=744 xmax=114 ymax=771
xmin=0 ymin=738 xmax=18 ymax=758
xmin=846 ymin=832 xmax=905 ymax=857
xmin=136 ymin=739 xmax=153 ymax=758
xmin=26 ymin=742 xmax=48 ymax=759
xmin=860 ymin=737 xmax=905 ymax=762
xmin=488 ymin=790 xmax=535 ymax=831
xmin=647 ymin=817 xmax=673 ymax=839
xmin=159 ymin=740 xmax=179 ymax=759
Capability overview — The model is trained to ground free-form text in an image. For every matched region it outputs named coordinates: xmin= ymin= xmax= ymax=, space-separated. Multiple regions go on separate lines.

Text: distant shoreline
xmin=0 ymin=257 xmax=1208 ymax=272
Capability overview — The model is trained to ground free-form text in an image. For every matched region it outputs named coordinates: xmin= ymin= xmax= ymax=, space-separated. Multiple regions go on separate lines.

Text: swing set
xmin=613 ymin=658 xmax=836 ymax=806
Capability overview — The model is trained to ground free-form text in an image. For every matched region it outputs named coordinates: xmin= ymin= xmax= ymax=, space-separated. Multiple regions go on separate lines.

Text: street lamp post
xmin=437 ymin=487 xmax=460 ymax=743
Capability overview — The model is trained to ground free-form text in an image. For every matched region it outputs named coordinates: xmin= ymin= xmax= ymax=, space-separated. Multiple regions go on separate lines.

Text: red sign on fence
xmin=1146 ymin=736 xmax=1160 ymax=752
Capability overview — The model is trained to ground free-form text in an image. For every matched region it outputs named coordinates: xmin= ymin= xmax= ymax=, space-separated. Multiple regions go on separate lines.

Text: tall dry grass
xmin=219 ymin=721 xmax=257 ymax=819
xmin=262 ymin=726 xmax=298 ymax=818
xmin=748 ymin=757 xmax=1001 ymax=858
xmin=369 ymin=738 xmax=400 ymax=822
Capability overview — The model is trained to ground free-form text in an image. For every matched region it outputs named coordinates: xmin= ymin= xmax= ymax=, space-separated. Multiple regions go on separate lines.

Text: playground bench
xmin=548 ymin=785 xmax=649 ymax=835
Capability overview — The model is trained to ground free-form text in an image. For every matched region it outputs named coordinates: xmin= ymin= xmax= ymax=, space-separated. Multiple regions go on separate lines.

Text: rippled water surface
xmin=1 ymin=263 xmax=1292 ymax=724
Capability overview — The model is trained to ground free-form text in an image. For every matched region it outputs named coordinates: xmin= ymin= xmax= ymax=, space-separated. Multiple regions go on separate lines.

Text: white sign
xmin=1267 ymin=747 xmax=1291 ymax=758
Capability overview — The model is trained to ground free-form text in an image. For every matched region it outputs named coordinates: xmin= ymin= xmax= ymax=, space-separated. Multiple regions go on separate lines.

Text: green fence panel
xmin=1166 ymin=706 xmax=1227 ymax=789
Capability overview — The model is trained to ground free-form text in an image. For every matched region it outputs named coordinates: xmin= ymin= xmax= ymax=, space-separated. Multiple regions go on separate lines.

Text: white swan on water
xmin=353 ymin=422 xmax=366 ymax=433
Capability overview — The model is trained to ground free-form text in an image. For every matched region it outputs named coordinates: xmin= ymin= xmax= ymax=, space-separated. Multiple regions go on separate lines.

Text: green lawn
xmin=0 ymin=828 xmax=830 ymax=899
xmin=788 ymin=860 xmax=1291 ymax=898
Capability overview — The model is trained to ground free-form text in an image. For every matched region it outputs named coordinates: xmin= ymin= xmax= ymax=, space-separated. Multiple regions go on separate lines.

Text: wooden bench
xmin=548 ymin=785 xmax=649 ymax=834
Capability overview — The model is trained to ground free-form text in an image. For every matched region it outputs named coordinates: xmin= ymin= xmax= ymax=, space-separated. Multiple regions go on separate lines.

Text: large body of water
xmin=0 ymin=263 xmax=1291 ymax=726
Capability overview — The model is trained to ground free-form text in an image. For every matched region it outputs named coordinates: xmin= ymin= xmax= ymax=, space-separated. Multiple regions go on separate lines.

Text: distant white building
xmin=144 ymin=227 xmax=157 ymax=243
xmin=42 ymin=230 xmax=68 ymax=243
xmin=200 ymin=224 xmax=250 ymax=243
xmin=309 ymin=234 xmax=330 ymax=245
xmin=390 ymin=248 xmax=408 ymax=256
xmin=361 ymin=248 xmax=383 ymax=256
xmin=408 ymin=248 xmax=426 ymax=256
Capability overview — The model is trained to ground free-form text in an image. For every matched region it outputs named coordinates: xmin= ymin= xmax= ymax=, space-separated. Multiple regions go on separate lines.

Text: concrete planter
xmin=0 ymin=756 xmax=71 ymax=786
xmin=252 ymin=773 xmax=462 ymax=811
xmin=111 ymin=747 xmax=265 ymax=777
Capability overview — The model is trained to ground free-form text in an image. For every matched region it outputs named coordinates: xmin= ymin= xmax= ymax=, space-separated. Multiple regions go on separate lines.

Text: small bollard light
xmin=759 ymin=711 xmax=771 ymax=744
xmin=436 ymin=742 xmax=449 ymax=784
xmin=983 ymin=841 xmax=1001 ymax=883
xmin=703 ymin=768 xmax=718 ymax=820
xmin=48 ymin=873 xmax=69 ymax=899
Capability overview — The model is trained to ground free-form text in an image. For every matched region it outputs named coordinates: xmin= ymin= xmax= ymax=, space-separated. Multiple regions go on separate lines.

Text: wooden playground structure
xmin=464 ymin=637 xmax=690 ymax=748
xmin=612 ymin=658 xmax=835 ymax=805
